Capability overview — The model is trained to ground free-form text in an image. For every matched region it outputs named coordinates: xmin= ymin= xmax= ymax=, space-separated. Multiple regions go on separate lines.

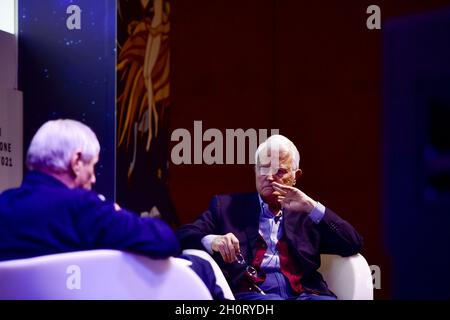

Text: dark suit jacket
xmin=176 ymin=192 xmax=363 ymax=296
xmin=0 ymin=171 xmax=180 ymax=262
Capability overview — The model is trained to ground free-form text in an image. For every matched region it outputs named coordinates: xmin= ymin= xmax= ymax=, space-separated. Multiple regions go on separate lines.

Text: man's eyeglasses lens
xmin=235 ymin=252 xmax=265 ymax=294
xmin=236 ymin=252 xmax=245 ymax=264
xmin=236 ymin=253 xmax=256 ymax=275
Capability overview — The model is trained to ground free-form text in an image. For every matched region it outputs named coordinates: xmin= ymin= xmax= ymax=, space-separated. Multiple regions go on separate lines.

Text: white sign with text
xmin=0 ymin=89 xmax=23 ymax=193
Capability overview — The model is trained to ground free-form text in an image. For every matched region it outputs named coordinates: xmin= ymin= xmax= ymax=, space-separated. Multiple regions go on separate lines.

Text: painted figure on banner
xmin=117 ymin=0 xmax=178 ymax=226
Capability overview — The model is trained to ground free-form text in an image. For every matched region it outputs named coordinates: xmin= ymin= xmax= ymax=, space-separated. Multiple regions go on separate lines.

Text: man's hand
xmin=272 ymin=182 xmax=317 ymax=213
xmin=211 ymin=233 xmax=240 ymax=263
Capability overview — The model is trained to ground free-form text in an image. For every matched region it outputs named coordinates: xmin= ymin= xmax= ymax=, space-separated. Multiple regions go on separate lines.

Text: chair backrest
xmin=0 ymin=250 xmax=212 ymax=300
xmin=183 ymin=250 xmax=373 ymax=300
xmin=318 ymin=253 xmax=373 ymax=300
xmin=183 ymin=249 xmax=235 ymax=300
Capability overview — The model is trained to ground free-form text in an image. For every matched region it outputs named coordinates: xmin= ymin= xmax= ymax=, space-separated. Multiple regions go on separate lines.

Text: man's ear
xmin=70 ymin=151 xmax=83 ymax=177
xmin=293 ymin=169 xmax=303 ymax=184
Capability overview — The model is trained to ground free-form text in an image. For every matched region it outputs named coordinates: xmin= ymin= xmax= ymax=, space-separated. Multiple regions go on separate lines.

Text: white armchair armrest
xmin=318 ymin=253 xmax=374 ymax=300
xmin=0 ymin=249 xmax=212 ymax=300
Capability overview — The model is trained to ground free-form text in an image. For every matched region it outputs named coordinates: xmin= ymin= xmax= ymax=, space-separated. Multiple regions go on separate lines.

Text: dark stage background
xmin=19 ymin=0 xmax=116 ymax=200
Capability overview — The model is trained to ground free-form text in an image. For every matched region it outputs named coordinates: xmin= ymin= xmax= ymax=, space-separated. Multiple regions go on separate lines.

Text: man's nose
xmin=91 ymin=174 xmax=96 ymax=185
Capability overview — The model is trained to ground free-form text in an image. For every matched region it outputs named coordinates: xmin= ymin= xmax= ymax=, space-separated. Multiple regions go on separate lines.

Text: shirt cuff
xmin=201 ymin=234 xmax=219 ymax=255
xmin=308 ymin=201 xmax=326 ymax=224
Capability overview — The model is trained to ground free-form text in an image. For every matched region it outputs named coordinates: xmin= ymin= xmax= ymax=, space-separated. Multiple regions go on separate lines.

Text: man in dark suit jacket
xmin=177 ymin=135 xmax=363 ymax=300
xmin=0 ymin=119 xmax=224 ymax=299
xmin=0 ymin=119 xmax=179 ymax=261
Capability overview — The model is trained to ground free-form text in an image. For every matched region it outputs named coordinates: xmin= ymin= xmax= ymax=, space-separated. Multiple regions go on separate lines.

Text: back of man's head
xmin=26 ymin=119 xmax=100 ymax=174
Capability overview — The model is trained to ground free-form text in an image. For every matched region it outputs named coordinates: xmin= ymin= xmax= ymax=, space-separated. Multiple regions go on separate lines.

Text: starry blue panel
xmin=19 ymin=0 xmax=116 ymax=200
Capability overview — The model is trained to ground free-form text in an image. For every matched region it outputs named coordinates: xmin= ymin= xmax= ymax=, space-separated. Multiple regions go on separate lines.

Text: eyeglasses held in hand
xmin=235 ymin=252 xmax=266 ymax=295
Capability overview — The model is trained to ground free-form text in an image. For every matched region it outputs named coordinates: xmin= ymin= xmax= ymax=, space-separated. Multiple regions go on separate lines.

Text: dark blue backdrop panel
xmin=383 ymin=6 xmax=450 ymax=299
xmin=18 ymin=0 xmax=116 ymax=199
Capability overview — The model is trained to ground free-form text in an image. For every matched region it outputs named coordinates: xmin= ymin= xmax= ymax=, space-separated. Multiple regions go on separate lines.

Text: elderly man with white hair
xmin=0 ymin=119 xmax=226 ymax=299
xmin=0 ymin=119 xmax=180 ymax=261
xmin=177 ymin=134 xmax=363 ymax=300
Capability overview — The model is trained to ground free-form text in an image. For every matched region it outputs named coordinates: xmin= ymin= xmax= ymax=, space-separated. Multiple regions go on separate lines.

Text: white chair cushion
xmin=0 ymin=249 xmax=212 ymax=300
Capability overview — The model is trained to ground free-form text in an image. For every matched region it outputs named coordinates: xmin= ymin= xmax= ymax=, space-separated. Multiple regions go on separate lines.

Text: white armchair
xmin=318 ymin=253 xmax=373 ymax=300
xmin=183 ymin=249 xmax=373 ymax=300
xmin=0 ymin=249 xmax=212 ymax=300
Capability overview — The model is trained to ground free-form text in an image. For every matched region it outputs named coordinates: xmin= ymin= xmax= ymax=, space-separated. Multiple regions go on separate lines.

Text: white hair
xmin=254 ymin=134 xmax=300 ymax=170
xmin=26 ymin=119 xmax=100 ymax=173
